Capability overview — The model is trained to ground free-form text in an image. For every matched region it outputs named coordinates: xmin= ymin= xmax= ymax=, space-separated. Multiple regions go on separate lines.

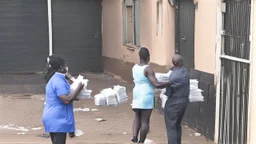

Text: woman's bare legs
xmin=132 ymin=109 xmax=153 ymax=143
xmin=132 ymin=109 xmax=141 ymax=143
xmin=139 ymin=109 xmax=152 ymax=143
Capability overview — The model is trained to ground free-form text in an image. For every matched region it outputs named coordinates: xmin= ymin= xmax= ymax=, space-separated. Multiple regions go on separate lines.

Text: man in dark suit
xmin=164 ymin=54 xmax=190 ymax=144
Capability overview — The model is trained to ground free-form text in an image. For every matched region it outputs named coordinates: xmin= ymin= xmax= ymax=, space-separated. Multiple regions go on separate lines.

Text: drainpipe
xmin=214 ymin=4 xmax=223 ymax=143
xmin=47 ymin=0 xmax=53 ymax=56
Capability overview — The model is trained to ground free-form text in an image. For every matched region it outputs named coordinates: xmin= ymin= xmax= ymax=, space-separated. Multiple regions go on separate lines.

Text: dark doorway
xmin=175 ymin=0 xmax=195 ymax=71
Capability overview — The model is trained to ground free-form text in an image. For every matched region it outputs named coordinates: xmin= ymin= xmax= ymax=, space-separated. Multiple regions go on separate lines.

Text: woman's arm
xmin=58 ymin=82 xmax=84 ymax=104
xmin=145 ymin=66 xmax=170 ymax=89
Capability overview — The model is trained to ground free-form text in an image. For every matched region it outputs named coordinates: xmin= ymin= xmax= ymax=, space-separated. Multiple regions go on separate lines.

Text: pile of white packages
xmin=189 ymin=79 xmax=204 ymax=102
xmin=102 ymin=88 xmax=118 ymax=106
xmin=114 ymin=85 xmax=128 ymax=104
xmin=156 ymin=71 xmax=204 ymax=108
xmin=70 ymin=75 xmax=92 ymax=99
xmin=94 ymin=93 xmax=106 ymax=106
xmin=94 ymin=85 xmax=128 ymax=106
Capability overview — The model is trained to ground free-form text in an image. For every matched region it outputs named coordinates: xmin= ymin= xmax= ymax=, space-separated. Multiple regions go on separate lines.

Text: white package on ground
xmin=113 ymin=85 xmax=128 ymax=104
xmin=70 ymin=75 xmax=92 ymax=99
xmin=101 ymin=88 xmax=118 ymax=106
xmin=160 ymin=88 xmax=168 ymax=108
xmin=94 ymin=93 xmax=106 ymax=106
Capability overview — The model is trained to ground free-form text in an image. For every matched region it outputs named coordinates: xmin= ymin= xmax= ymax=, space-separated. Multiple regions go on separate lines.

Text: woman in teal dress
xmin=131 ymin=47 xmax=170 ymax=143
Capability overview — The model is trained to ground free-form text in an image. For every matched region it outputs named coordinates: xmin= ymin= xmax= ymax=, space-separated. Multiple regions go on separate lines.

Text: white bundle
xmin=155 ymin=70 xmax=205 ymax=105
xmin=190 ymin=79 xmax=199 ymax=85
xmin=70 ymin=75 xmax=92 ymax=99
xmin=101 ymin=88 xmax=118 ymax=106
xmin=189 ymin=95 xmax=204 ymax=102
xmin=160 ymin=88 xmax=168 ymax=108
xmin=189 ymin=79 xmax=204 ymax=102
xmin=113 ymin=85 xmax=128 ymax=104
xmin=71 ymin=75 xmax=88 ymax=88
xmin=155 ymin=73 xmax=169 ymax=83
xmin=94 ymin=93 xmax=106 ymax=106
xmin=155 ymin=70 xmax=172 ymax=83
xmin=76 ymin=89 xmax=92 ymax=99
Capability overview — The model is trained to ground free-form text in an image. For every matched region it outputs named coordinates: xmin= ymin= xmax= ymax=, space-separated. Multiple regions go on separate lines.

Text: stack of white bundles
xmin=113 ymin=85 xmax=128 ymax=104
xmin=167 ymin=70 xmax=172 ymax=76
xmin=155 ymin=73 xmax=169 ymax=83
xmin=155 ymin=70 xmax=172 ymax=83
xmin=160 ymin=88 xmax=168 ymax=108
xmin=94 ymin=93 xmax=106 ymax=106
xmin=70 ymin=75 xmax=92 ymax=99
xmin=76 ymin=89 xmax=92 ymax=99
xmin=101 ymin=88 xmax=118 ymax=106
xmin=189 ymin=79 xmax=204 ymax=102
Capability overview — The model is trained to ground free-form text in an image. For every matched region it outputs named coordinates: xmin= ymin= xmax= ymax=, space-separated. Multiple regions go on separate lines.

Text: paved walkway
xmin=0 ymin=73 xmax=214 ymax=144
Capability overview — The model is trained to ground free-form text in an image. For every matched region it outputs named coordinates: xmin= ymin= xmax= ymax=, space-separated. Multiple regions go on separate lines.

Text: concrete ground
xmin=0 ymin=73 xmax=214 ymax=144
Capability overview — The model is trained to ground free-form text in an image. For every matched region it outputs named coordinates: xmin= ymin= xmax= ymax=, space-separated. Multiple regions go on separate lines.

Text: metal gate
xmin=218 ymin=0 xmax=251 ymax=144
xmin=0 ymin=0 xmax=49 ymax=73
xmin=52 ymin=0 xmax=102 ymax=73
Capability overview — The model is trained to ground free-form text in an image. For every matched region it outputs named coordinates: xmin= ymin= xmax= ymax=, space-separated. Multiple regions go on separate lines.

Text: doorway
xmin=175 ymin=0 xmax=195 ymax=71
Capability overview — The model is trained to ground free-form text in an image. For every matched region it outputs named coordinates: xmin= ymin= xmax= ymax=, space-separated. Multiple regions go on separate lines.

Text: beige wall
xmin=102 ymin=0 xmax=217 ymax=74
xmin=102 ymin=0 xmax=175 ymax=68
xmin=102 ymin=0 xmax=123 ymax=60
xmin=194 ymin=0 xmax=217 ymax=74
xmin=150 ymin=0 xmax=175 ymax=66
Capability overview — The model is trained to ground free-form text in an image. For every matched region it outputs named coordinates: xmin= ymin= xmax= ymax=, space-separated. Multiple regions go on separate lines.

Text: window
xmin=126 ymin=6 xmax=134 ymax=43
xmin=157 ymin=0 xmax=163 ymax=35
xmin=123 ymin=0 xmax=140 ymax=46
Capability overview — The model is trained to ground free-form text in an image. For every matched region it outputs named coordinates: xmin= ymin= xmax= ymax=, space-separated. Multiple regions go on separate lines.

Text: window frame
xmin=122 ymin=0 xmax=140 ymax=47
xmin=156 ymin=0 xmax=163 ymax=36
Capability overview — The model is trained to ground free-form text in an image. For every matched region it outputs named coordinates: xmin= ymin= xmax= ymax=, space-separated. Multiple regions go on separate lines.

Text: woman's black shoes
xmin=131 ymin=138 xmax=138 ymax=143
xmin=69 ymin=132 xmax=75 ymax=138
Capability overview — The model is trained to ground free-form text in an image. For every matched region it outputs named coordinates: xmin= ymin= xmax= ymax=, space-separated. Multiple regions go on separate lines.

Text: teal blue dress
xmin=132 ymin=64 xmax=154 ymax=109
xmin=42 ymin=72 xmax=75 ymax=133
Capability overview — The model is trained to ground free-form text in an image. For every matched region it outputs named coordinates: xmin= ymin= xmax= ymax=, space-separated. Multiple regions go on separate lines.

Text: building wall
xmin=194 ymin=0 xmax=217 ymax=74
xmin=102 ymin=0 xmax=217 ymax=83
xmin=102 ymin=0 xmax=176 ymax=82
xmin=249 ymin=1 xmax=256 ymax=143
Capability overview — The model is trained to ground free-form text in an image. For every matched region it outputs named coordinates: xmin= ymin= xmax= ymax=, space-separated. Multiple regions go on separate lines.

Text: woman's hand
xmin=145 ymin=66 xmax=171 ymax=89
xmin=59 ymin=82 xmax=84 ymax=105
xmin=77 ymin=82 xmax=85 ymax=91
xmin=65 ymin=73 xmax=72 ymax=80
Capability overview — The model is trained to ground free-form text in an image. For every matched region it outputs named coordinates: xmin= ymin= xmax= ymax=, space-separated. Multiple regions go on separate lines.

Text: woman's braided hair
xmin=44 ymin=54 xmax=65 ymax=83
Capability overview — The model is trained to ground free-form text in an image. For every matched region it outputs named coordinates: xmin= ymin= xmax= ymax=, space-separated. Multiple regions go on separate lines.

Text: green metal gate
xmin=218 ymin=0 xmax=251 ymax=143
